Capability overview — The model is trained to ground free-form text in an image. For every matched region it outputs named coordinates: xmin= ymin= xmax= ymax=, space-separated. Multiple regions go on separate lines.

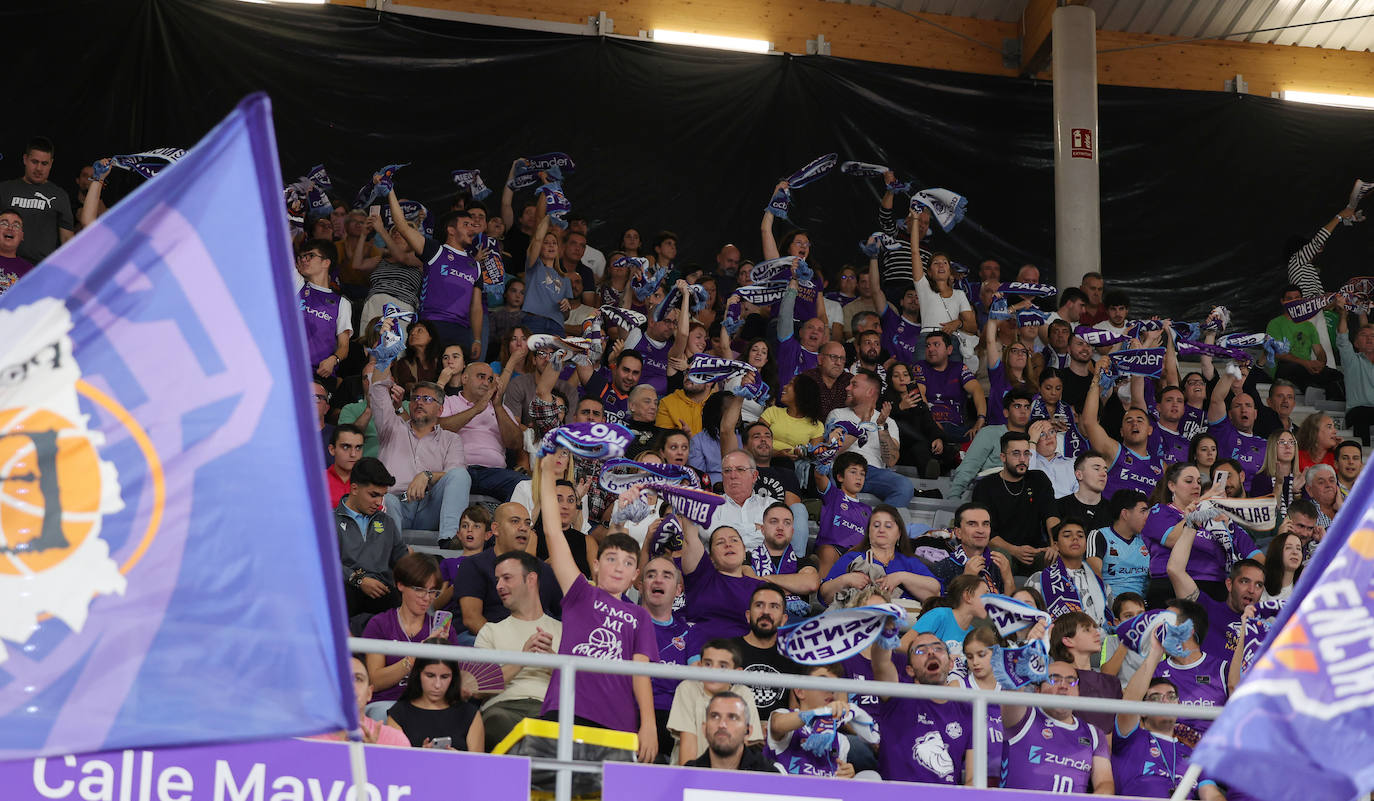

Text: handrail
xmin=349 ymin=636 xmax=1222 ymax=798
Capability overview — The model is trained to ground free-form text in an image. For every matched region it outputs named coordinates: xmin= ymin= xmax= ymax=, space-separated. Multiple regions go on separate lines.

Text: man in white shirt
xmin=568 ymin=214 xmax=605 ymax=279
xmin=826 ymin=369 xmax=909 ymax=506
xmin=704 ymin=450 xmax=775 ymax=550
xmin=475 ymin=549 xmax=563 ymax=750
xmin=1092 ymin=289 xmax=1130 ymax=340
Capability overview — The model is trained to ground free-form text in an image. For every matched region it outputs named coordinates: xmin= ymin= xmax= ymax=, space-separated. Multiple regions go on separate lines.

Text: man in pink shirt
xmin=440 ymin=361 xmax=525 ymax=501
xmin=369 ymin=364 xmax=470 ymax=544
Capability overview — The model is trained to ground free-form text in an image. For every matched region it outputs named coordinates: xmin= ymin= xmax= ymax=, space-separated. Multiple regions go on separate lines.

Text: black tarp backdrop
xmin=10 ymin=0 xmax=1374 ymax=330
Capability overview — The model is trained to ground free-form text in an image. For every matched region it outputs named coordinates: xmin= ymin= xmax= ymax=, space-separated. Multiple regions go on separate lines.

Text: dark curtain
xmin=10 ymin=0 xmax=1374 ymax=330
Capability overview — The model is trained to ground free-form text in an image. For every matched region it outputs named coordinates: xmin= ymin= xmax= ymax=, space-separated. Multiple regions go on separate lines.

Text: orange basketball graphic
xmin=0 ymin=407 xmax=103 ymax=575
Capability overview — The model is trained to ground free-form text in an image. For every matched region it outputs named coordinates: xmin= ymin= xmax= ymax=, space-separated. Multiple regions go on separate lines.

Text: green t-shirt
xmin=337 ymin=399 xmax=380 ymax=458
xmin=1266 ymin=315 xmax=1320 ymax=360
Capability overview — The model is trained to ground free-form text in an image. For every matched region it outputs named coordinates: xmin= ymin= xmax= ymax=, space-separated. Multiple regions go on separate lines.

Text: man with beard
xmin=728 ymin=585 xmax=800 ymax=721
xmin=580 ymin=349 xmax=643 ymax=425
xmin=368 ymin=369 xmax=471 ymax=546
xmin=1060 ymin=332 xmax=1096 ymax=413
xmin=844 ymin=330 xmax=888 ymax=394
xmin=950 ymin=388 xmax=1035 ymax=498
xmin=972 ymin=432 xmax=1058 ymax=574
xmin=871 ymin=632 xmax=976 ymax=785
xmin=1001 ymin=662 xmax=1114 ymax=793
xmin=1083 ymin=362 xmax=1165 ymax=499
xmin=685 ymin=693 xmax=773 ymax=771
xmin=1207 ymin=365 xmax=1268 ymax=491
xmin=748 ymin=503 xmax=819 ymax=620
xmin=656 ymin=374 xmax=715 ymax=437
xmin=801 ymin=340 xmax=853 ymax=421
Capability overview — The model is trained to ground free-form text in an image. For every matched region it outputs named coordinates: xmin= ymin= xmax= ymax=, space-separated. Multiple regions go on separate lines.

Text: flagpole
xmin=1170 ymin=763 xmax=1202 ymax=801
xmin=348 ymin=732 xmax=370 ymax=796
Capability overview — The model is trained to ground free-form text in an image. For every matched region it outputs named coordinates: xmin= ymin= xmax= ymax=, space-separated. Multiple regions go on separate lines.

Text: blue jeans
xmin=469 ymin=465 xmax=526 ymax=502
xmin=384 ymin=469 xmax=472 ymax=539
xmin=863 ymin=466 xmax=914 ymax=507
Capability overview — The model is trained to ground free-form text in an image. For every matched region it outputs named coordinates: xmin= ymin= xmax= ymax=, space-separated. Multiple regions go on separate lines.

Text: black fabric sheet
xmin=10 ymin=0 xmax=1374 ymax=331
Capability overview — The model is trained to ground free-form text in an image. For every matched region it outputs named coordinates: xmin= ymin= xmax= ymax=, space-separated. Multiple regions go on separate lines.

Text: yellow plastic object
xmin=492 ymin=717 xmax=638 ymax=754
xmin=493 ymin=717 xmax=639 ymax=798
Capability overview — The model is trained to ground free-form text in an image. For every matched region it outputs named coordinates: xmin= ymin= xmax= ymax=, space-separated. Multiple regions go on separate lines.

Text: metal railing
xmin=350 ymin=636 xmax=1221 ymax=800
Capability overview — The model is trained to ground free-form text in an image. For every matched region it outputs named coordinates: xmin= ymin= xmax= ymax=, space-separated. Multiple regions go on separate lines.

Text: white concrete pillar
xmin=1052 ymin=4 xmax=1100 ymax=295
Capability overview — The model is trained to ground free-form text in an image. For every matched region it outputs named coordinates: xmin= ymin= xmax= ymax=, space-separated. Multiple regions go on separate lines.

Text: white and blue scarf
xmin=765 ymin=153 xmax=839 ymax=222
xmin=354 ymin=162 xmax=409 ymax=209
xmin=507 ymin=152 xmax=576 ymax=190
xmin=108 ymin=147 xmax=186 ymax=180
xmin=450 ymin=168 xmax=492 ymax=201
xmin=910 ymin=188 xmax=968 ymax=232
xmin=538 ymin=422 xmax=633 ymax=460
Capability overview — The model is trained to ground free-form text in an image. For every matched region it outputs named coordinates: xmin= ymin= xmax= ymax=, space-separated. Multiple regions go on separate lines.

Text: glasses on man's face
xmin=1045 ymin=674 xmax=1079 ymax=688
xmin=1144 ymin=691 xmax=1179 ymax=703
xmin=910 ymin=643 xmax=948 ymax=657
xmin=822 ymin=354 xmax=846 ymax=362
xmin=298 ymin=252 xmax=326 ymax=263
xmin=412 ymin=395 xmax=441 ymax=406
xmin=721 ymin=466 xmax=755 ymax=475
xmin=0 ymin=220 xmax=22 ymax=230
xmin=402 ymin=584 xmax=440 ymax=598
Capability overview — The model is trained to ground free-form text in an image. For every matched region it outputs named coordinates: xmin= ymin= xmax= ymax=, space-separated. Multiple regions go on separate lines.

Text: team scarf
xmin=1041 ymin=557 xmax=1112 ymax=623
xmin=297 ymin=164 xmax=333 ymax=219
xmin=1175 ymin=337 xmax=1247 ymax=362
xmin=650 ymin=483 xmax=727 ymax=527
xmin=798 ymin=420 xmax=870 ymax=480
xmin=778 ymin=603 xmax=907 ymax=666
xmin=598 ymin=458 xmax=700 ymax=494
xmin=1282 ymin=276 xmax=1374 ymax=320
xmin=1109 ymin=347 xmax=1166 ymax=378
xmin=471 ymin=232 xmax=505 ymax=286
xmin=1029 ymin=395 xmax=1079 ymax=443
xmin=537 ymin=422 xmax=633 ymax=460
xmin=645 ymin=512 xmax=685 ymax=555
xmin=611 ymin=487 xmax=657 ymax=524
xmin=381 ymin=199 xmax=434 ymax=239
xmin=734 ymin=370 xmax=772 ymax=405
xmin=1074 ymin=325 xmax=1129 ymax=348
xmin=1017 ymin=307 xmax=1049 ymax=328
xmin=109 ymin=147 xmax=186 ymax=180
xmin=600 ymin=304 xmax=647 ymax=331
xmin=527 ymin=333 xmax=597 ymax=369
xmin=631 ymin=261 xmax=667 ymax=301
xmin=507 ymin=152 xmax=576 ymax=190
xmin=981 ymin=594 xmax=1052 ymax=640
xmin=750 ymin=256 xmax=815 ymax=287
xmin=537 ymin=182 xmax=571 ymax=229
xmin=1344 ymin=178 xmax=1374 ymax=225
xmin=749 ymin=542 xmax=807 ymax=615
xmin=1218 ymin=332 xmax=1289 ymax=365
xmin=1116 ymin=611 xmax=1194 ymax=659
xmin=723 ymin=296 xmax=747 ymax=336
xmin=765 ymin=153 xmax=839 ymax=222
xmin=735 ymin=281 xmax=791 ymax=307
xmin=352 ymin=162 xmax=409 ymax=210
xmin=367 ymin=303 xmax=416 ymax=372
xmin=910 ymin=188 xmax=969 ymax=232
xmin=992 ymin=640 xmax=1051 ymax=690
xmin=797 ymin=706 xmax=880 ymax=757
xmin=305 ymin=163 xmax=332 ymax=190
xmin=450 ymin=168 xmax=492 ymax=201
xmin=999 ymin=281 xmax=1058 ymax=298
xmin=653 ymin=282 xmax=710 ymax=322
xmin=949 ymin=543 xmax=1000 ymax=592
xmin=686 ymin=354 xmax=754 ymax=385
xmin=1124 ymin=318 xmax=1166 ymax=339
xmin=859 ymin=231 xmax=903 ymax=257
xmin=839 ymin=160 xmax=888 ymax=177
xmin=1209 ymin=495 xmax=1281 ymax=533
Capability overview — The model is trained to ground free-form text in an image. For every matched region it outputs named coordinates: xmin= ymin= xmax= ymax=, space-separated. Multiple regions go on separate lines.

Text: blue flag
xmin=0 ymin=94 xmax=355 ymax=758
xmin=1191 ymin=460 xmax=1374 ymax=800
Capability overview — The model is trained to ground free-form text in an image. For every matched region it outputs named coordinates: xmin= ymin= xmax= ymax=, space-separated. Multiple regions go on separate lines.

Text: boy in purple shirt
xmin=387 ymin=187 xmax=483 ymax=357
xmin=913 ymin=331 xmax=986 ymax=442
xmin=536 ymin=452 xmax=658 ymax=762
xmin=767 ymin=663 xmax=873 ymax=778
xmin=1001 ymin=661 xmax=1114 ymax=793
xmin=869 ymin=256 xmax=924 ymax=365
xmin=814 ymin=452 xmax=873 ymax=578
xmin=871 ymin=632 xmax=976 ymax=785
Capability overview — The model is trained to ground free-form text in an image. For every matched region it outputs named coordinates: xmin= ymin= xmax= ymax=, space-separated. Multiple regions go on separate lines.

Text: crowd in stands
xmin=14 ymin=134 xmax=1374 ymax=797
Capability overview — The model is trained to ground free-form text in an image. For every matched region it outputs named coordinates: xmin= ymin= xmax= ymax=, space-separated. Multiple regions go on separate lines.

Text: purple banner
xmin=604 ymin=762 xmax=1070 ymax=800
xmin=5 ymin=738 xmax=531 ymax=801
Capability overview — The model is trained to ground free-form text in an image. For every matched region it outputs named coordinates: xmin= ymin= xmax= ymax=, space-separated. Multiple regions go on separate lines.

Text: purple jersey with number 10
xmin=1001 ymin=707 xmax=1106 ymax=793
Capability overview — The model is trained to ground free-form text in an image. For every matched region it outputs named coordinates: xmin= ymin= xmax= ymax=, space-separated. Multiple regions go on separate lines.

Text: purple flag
xmin=0 ymin=94 xmax=355 ymax=757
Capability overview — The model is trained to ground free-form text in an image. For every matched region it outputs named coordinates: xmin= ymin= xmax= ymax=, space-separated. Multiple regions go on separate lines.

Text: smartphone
xmin=1212 ymin=470 xmax=1230 ymax=493
xmin=432 ymin=609 xmax=453 ymax=639
xmin=427 ymin=736 xmax=452 ymax=749
xmin=369 ymin=204 xmax=381 ymax=217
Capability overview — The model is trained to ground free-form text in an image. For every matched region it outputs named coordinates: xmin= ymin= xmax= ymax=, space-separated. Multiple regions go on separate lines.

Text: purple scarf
xmin=1041 ymin=556 xmax=1111 ymax=624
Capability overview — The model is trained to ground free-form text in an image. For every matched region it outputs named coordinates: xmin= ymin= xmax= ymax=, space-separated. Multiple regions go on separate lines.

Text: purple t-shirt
xmin=875 ymin=697 xmax=974 ymax=784
xmin=1153 ymin=652 xmax=1228 ymax=748
xmin=1002 ymin=707 xmax=1107 ymax=792
xmin=0 ymin=254 xmax=33 ymax=294
xmin=298 ymin=282 xmax=344 ymax=366
xmin=650 ymin=613 xmax=692 ymax=710
xmin=1208 ymin=417 xmax=1266 ymax=490
xmin=440 ymin=555 xmax=467 ymax=612
xmin=1112 ymin=722 xmax=1195 ymax=798
xmin=1148 ymin=422 xmax=1192 ymax=465
xmin=1181 ymin=404 xmax=1208 ymax=440
xmin=913 ymin=360 xmax=976 ymax=428
xmin=359 ymin=608 xmax=461 ymax=701
xmin=1194 ymin=592 xmax=1244 ymax=660
xmin=1102 ymin=444 xmax=1165 ymax=500
xmin=419 ymin=240 xmax=480 ymax=326
xmin=769 ymin=711 xmax=846 ymax=776
xmin=1140 ymin=503 xmax=1257 ymax=582
xmin=987 ymin=361 xmax=1012 ymax=425
xmin=955 ymin=673 xmax=1005 ymax=771
xmin=814 ymin=484 xmax=871 ymax=551
xmin=880 ymin=306 xmax=923 ymax=365
xmin=841 ymin=651 xmax=909 ymax=721
xmin=776 ymin=335 xmax=818 ymax=387
xmin=632 ymin=332 xmax=672 ymax=395
xmin=789 ymin=285 xmax=820 ymax=327
xmin=542 ymin=575 xmax=656 ymax=732
xmin=683 ymin=558 xmax=764 ymax=641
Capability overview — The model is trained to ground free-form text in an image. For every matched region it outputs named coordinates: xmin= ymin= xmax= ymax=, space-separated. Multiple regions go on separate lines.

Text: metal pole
xmin=971 ymin=696 xmax=988 ymax=788
xmin=1052 ymin=3 xmax=1100 ymax=293
xmin=556 ymin=665 xmax=576 ymax=801
xmin=1171 ymin=763 xmax=1204 ymax=801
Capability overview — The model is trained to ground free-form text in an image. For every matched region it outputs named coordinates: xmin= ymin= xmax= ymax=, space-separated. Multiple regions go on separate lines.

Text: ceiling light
xmin=651 ymin=29 xmax=770 ymax=53
xmin=1280 ymin=90 xmax=1374 ymax=110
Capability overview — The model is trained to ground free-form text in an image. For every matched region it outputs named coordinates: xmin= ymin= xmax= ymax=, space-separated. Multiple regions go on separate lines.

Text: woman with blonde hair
xmin=1250 ymin=429 xmax=1301 ymax=514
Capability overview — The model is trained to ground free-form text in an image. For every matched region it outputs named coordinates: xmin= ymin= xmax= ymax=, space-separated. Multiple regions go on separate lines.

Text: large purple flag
xmin=1191 ymin=461 xmax=1374 ymax=799
xmin=0 ymin=94 xmax=355 ymax=757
